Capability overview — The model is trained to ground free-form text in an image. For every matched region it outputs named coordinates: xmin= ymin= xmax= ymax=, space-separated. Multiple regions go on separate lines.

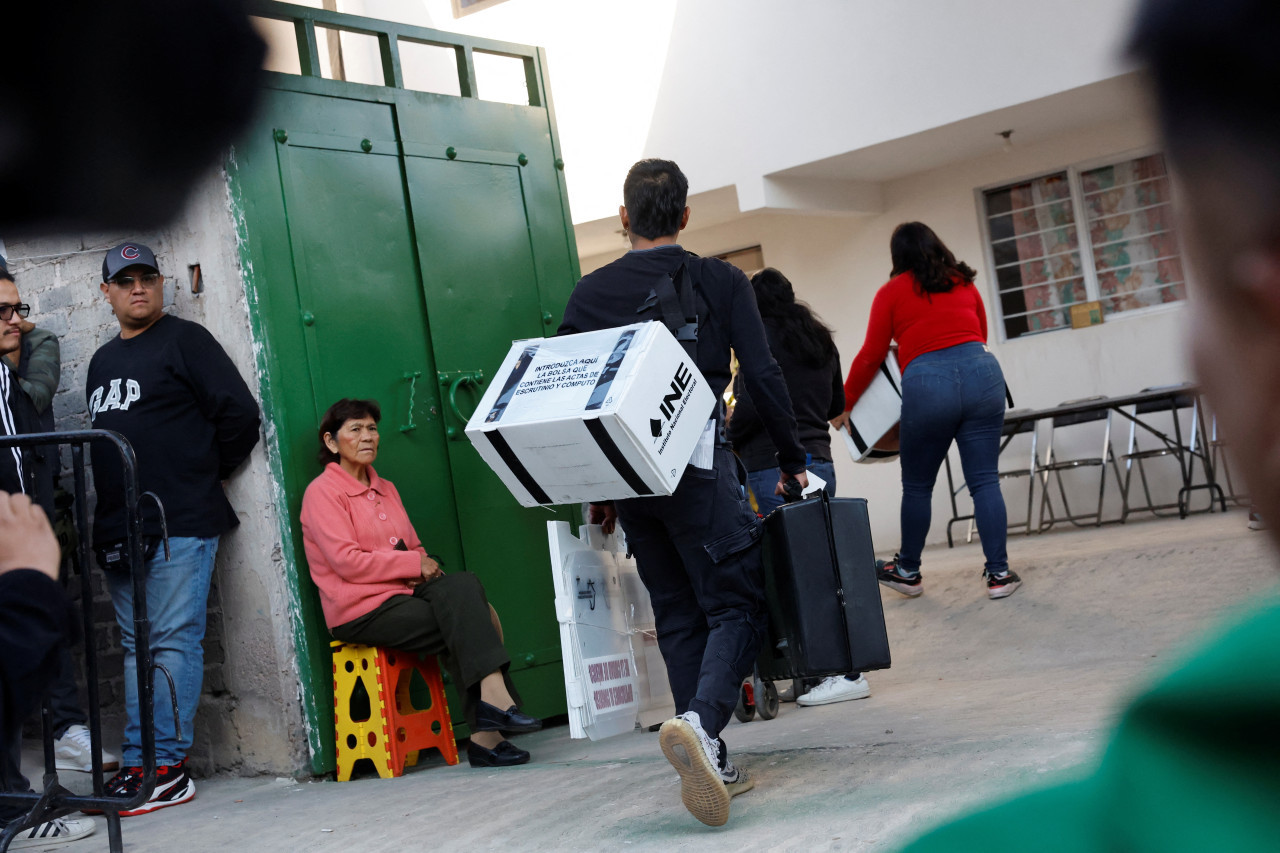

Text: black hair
xmin=750 ymin=268 xmax=837 ymax=368
xmin=1128 ymin=0 xmax=1280 ymax=223
xmin=889 ymin=222 xmax=976 ymax=295
xmin=0 ymin=257 xmax=13 ymax=284
xmin=623 ymin=159 xmax=689 ymax=240
xmin=317 ymin=398 xmax=381 ymax=465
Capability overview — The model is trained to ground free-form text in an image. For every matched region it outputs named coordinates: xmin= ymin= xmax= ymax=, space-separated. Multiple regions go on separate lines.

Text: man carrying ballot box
xmin=558 ymin=159 xmax=807 ymax=827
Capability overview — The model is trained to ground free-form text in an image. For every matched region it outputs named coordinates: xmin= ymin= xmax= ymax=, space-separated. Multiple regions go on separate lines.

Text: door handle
xmin=400 ymin=371 xmax=422 ymax=433
xmin=439 ymin=370 xmax=486 ymax=439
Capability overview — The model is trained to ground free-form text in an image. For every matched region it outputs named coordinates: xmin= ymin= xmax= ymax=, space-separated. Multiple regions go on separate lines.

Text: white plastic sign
xmin=548 ymin=520 xmax=674 ymax=740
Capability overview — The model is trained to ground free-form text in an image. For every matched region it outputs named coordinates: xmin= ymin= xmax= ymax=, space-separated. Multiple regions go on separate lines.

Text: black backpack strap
xmin=653 ymin=261 xmax=698 ymax=361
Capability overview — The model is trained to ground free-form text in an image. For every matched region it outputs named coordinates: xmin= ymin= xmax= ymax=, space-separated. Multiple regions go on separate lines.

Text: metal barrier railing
xmin=0 ymin=430 xmax=169 ymax=853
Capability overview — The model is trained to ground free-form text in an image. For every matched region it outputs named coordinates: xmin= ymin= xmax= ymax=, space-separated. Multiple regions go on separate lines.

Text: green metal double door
xmin=233 ymin=87 xmax=579 ymax=772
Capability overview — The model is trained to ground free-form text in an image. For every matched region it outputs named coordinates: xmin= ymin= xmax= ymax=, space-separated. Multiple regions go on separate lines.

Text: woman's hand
xmin=829 ymin=411 xmax=850 ymax=431
xmin=420 ymin=553 xmax=443 ymax=583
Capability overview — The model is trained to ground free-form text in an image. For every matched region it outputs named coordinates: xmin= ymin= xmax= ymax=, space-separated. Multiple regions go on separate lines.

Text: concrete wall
xmin=303 ymin=0 xmax=1146 ymax=223
xmin=644 ymin=0 xmax=1142 ymax=199
xmin=5 ymin=169 xmax=308 ymax=776
xmin=583 ymin=115 xmax=1196 ymax=554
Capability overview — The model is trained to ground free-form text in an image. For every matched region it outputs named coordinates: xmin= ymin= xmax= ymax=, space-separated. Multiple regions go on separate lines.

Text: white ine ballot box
xmin=842 ymin=350 xmax=902 ymax=464
xmin=465 ymin=322 xmax=717 ymax=507
xmin=548 ymin=521 xmax=675 ymax=739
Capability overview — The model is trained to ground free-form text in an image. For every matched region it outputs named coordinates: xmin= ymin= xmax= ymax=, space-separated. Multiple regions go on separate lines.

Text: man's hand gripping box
xmin=465 ymin=322 xmax=717 ymax=507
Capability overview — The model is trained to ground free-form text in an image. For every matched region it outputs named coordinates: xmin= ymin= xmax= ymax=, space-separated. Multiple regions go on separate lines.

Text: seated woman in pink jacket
xmin=300 ymin=397 xmax=540 ymax=768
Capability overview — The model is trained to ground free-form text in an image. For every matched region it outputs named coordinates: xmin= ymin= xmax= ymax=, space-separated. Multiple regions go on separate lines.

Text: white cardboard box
xmin=465 ymin=322 xmax=717 ymax=507
xmin=842 ymin=350 xmax=902 ymax=464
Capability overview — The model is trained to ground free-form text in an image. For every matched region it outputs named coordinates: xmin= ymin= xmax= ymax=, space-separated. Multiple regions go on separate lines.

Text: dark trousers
xmin=46 ymin=647 xmax=85 ymax=739
xmin=330 ymin=572 xmax=517 ymax=731
xmin=615 ymin=447 xmax=766 ymax=740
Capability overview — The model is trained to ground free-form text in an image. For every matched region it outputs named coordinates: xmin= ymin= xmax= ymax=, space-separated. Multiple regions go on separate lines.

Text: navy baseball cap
xmin=103 ymin=242 xmax=160 ymax=282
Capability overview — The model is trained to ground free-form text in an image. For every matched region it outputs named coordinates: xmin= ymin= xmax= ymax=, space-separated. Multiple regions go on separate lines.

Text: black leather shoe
xmin=474 ymin=701 xmax=543 ymax=733
xmin=467 ymin=740 xmax=531 ymax=768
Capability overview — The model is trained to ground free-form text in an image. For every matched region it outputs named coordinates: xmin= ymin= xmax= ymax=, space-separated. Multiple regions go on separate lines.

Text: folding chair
xmin=1120 ymin=389 xmax=1202 ymax=520
xmin=993 ymin=413 xmax=1040 ymax=537
xmin=944 ymin=410 xmax=1040 ymax=546
xmin=1207 ymin=412 xmax=1250 ymax=506
xmin=1037 ymin=398 xmax=1126 ymax=531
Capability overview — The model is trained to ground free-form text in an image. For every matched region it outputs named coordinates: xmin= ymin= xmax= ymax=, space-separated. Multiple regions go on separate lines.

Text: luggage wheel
xmin=756 ymin=677 xmax=779 ymax=720
xmin=733 ymin=677 xmax=756 ymax=723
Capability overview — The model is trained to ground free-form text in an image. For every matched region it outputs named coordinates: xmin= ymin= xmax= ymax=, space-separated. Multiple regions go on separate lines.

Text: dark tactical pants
xmin=616 ymin=447 xmax=767 ymax=740
xmin=331 ymin=572 xmax=518 ymax=731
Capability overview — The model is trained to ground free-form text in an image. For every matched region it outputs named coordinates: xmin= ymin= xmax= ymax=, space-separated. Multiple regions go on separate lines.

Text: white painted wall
xmin=274 ymin=0 xmax=1144 ymax=225
xmin=583 ymin=115 xmax=1196 ymax=556
xmin=644 ymin=0 xmax=1142 ymax=196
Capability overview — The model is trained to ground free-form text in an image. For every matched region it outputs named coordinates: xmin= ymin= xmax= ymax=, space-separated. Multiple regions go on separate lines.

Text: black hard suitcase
xmin=756 ymin=494 xmax=891 ymax=680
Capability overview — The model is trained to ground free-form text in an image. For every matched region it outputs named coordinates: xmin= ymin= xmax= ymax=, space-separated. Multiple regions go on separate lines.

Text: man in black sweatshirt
xmin=85 ymin=242 xmax=259 ymax=816
xmin=559 ymin=159 xmax=806 ymax=827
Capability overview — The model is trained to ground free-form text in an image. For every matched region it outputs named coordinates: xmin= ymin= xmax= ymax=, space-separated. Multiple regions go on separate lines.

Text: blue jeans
xmin=106 ymin=536 xmax=219 ymax=766
xmin=748 ymin=459 xmax=837 ymax=517
xmin=898 ymin=342 xmax=1009 ymax=575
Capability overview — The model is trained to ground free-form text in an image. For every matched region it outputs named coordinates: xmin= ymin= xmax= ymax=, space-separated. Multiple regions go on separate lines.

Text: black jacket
xmin=730 ymin=320 xmax=844 ymax=471
xmin=86 ymin=314 xmax=260 ymax=541
xmin=559 ymin=246 xmax=804 ymax=474
xmin=0 ymin=570 xmax=69 ymax=755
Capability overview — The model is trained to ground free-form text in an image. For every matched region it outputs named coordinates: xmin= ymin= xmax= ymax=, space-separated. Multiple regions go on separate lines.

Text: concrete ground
xmin=26 ymin=508 xmax=1278 ymax=852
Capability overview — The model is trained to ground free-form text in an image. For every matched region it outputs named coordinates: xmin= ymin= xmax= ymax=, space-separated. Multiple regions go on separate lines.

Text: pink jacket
xmin=300 ymin=462 xmax=426 ymax=627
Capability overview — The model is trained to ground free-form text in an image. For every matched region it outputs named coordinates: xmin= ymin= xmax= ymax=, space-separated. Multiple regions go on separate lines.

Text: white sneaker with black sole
xmin=54 ymin=724 xmax=120 ymax=773
xmin=797 ymin=674 xmax=871 ymax=706
xmin=659 ymin=712 xmax=735 ymax=826
xmin=6 ymin=816 xmax=95 ymax=848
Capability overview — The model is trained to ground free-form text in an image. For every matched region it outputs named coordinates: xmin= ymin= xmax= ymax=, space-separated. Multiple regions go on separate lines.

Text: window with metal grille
xmin=980 ymin=152 xmax=1186 ymax=340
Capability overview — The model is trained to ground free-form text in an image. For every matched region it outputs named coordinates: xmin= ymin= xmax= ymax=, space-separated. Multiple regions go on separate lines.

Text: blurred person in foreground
xmin=900 ymin=0 xmax=1280 ymax=849
xmin=728 ymin=267 xmax=869 ymax=707
xmin=0 ymin=492 xmax=95 ymax=847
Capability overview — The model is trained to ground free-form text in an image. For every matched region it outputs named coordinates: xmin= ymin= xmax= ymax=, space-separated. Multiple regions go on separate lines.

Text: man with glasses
xmin=85 ymin=242 xmax=259 ymax=816
xmin=0 ymin=263 xmax=97 ymax=846
xmin=2 ymin=260 xmax=123 ymax=777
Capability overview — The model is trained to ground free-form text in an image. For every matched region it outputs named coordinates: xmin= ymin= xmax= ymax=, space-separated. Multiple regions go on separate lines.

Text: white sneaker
xmin=796 ymin=675 xmax=871 ymax=707
xmin=7 ymin=816 xmax=96 ymax=848
xmin=54 ymin=725 xmax=119 ymax=772
xmin=658 ymin=712 xmax=732 ymax=826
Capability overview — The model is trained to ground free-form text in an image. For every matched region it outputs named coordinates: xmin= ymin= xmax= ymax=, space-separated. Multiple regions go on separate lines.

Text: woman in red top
xmin=844 ymin=223 xmax=1022 ymax=600
xmin=300 ymin=397 xmax=542 ymax=767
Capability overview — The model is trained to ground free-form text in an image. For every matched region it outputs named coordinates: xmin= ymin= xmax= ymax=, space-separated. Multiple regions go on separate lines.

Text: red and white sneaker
xmin=84 ymin=760 xmax=196 ymax=817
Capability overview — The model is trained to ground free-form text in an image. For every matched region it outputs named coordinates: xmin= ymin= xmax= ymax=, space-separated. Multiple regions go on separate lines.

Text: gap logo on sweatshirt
xmin=88 ymin=378 xmax=141 ymax=422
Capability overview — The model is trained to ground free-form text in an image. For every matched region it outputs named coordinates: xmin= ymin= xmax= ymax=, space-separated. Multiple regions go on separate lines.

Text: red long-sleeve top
xmin=844 ymin=272 xmax=989 ymax=407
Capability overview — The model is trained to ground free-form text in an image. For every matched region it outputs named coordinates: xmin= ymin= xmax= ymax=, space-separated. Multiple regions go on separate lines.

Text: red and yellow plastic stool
xmin=331 ymin=641 xmax=459 ymax=781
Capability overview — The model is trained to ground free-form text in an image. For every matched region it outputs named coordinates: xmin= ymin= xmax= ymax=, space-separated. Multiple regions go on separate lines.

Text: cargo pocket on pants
xmin=703 ymin=517 xmax=763 ymax=564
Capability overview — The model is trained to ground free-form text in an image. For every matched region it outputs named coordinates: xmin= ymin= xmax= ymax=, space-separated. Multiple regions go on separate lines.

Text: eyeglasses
xmin=109 ymin=273 xmax=163 ymax=288
xmin=0 ymin=303 xmax=30 ymax=321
